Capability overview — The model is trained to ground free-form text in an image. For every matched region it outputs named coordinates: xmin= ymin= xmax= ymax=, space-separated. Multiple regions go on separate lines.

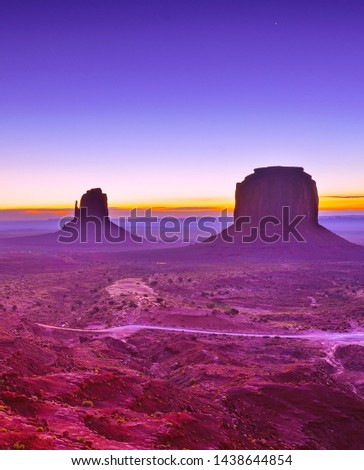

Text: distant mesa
xmin=0 ymin=187 xmax=138 ymax=250
xmin=234 ymin=166 xmax=319 ymax=227
xmin=61 ymin=187 xmax=137 ymax=244
xmin=209 ymin=165 xmax=361 ymax=254
xmin=74 ymin=188 xmax=109 ymax=220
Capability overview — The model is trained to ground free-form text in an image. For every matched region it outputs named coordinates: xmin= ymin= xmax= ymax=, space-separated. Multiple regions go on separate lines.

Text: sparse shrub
xmin=13 ymin=442 xmax=25 ymax=450
xmin=83 ymin=415 xmax=93 ymax=425
xmin=228 ymin=308 xmax=239 ymax=316
xmin=82 ymin=400 xmax=94 ymax=407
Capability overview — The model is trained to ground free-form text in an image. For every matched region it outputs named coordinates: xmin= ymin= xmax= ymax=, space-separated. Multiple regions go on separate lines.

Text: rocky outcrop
xmin=234 ymin=166 xmax=319 ymax=226
xmin=0 ymin=187 xmax=139 ymax=249
xmin=74 ymin=188 xmax=109 ymax=220
xmin=61 ymin=187 xmax=137 ymax=245
xmin=206 ymin=166 xmax=361 ymax=256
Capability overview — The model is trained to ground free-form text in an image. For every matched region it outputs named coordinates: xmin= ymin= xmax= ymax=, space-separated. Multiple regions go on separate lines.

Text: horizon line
xmin=1 ymin=203 xmax=364 ymax=213
xmin=1 ymin=194 xmax=364 ymax=212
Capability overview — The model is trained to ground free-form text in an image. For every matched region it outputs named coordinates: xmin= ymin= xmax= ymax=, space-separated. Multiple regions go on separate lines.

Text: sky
xmin=1 ymin=0 xmax=364 ymax=217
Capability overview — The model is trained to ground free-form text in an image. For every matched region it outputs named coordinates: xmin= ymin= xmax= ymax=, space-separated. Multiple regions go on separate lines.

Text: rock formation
xmin=0 ymin=187 xmax=141 ymax=249
xmin=62 ymin=187 xmax=136 ymax=244
xmin=234 ymin=166 xmax=319 ymax=226
xmin=74 ymin=188 xmax=109 ymax=220
xmin=208 ymin=166 xmax=360 ymax=255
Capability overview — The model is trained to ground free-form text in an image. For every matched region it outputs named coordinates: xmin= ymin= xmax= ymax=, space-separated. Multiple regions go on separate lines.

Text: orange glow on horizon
xmin=319 ymin=195 xmax=364 ymax=211
xmin=23 ymin=209 xmax=71 ymax=215
xmin=1 ymin=195 xmax=364 ymax=212
xmin=0 ymin=197 xmax=235 ymax=212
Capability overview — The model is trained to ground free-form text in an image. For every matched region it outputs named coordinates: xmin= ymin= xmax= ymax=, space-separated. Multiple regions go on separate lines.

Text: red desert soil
xmin=0 ymin=249 xmax=364 ymax=449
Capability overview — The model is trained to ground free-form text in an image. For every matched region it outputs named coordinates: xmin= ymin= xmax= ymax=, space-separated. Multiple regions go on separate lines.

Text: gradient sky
xmin=1 ymin=0 xmax=364 ymax=213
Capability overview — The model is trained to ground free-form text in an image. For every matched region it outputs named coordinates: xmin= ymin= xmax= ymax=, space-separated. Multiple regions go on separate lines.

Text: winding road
xmin=35 ymin=322 xmax=364 ymax=343
xmin=35 ymin=322 xmax=364 ymax=397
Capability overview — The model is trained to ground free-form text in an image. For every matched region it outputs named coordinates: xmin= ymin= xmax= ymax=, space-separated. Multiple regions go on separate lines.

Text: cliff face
xmin=234 ymin=166 xmax=319 ymax=226
xmin=63 ymin=187 xmax=134 ymax=244
xmin=54 ymin=187 xmax=140 ymax=246
xmin=203 ymin=165 xmax=362 ymax=255
xmin=75 ymin=188 xmax=109 ymax=220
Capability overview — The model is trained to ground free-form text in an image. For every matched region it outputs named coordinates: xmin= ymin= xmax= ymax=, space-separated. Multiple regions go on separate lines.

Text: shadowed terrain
xmin=0 ymin=247 xmax=364 ymax=450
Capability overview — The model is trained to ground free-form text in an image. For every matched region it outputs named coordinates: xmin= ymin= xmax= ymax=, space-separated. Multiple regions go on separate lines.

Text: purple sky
xmin=1 ymin=0 xmax=364 ymax=211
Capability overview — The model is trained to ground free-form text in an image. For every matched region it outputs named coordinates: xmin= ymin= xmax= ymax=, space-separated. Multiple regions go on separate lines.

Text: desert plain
xmin=0 ymin=244 xmax=363 ymax=450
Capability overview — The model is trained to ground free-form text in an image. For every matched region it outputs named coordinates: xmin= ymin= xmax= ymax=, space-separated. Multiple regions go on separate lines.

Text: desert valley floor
xmin=0 ymin=246 xmax=364 ymax=450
